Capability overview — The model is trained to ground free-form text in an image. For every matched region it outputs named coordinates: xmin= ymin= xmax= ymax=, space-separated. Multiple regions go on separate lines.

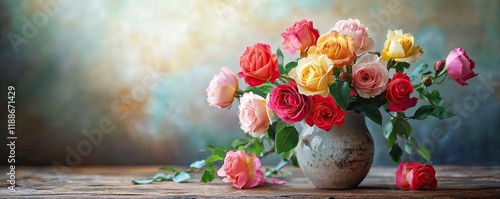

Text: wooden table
xmin=1 ymin=165 xmax=499 ymax=198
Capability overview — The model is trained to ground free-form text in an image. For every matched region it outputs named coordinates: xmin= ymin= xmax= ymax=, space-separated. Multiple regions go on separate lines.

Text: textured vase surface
xmin=296 ymin=111 xmax=374 ymax=189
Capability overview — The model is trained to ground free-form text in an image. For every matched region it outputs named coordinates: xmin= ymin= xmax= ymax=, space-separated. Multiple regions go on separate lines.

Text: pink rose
xmin=396 ymin=161 xmax=438 ymax=191
xmin=305 ymin=95 xmax=346 ymax=131
xmin=352 ymin=54 xmax=388 ymax=98
xmin=268 ymin=81 xmax=312 ymax=123
xmin=238 ymin=43 xmax=280 ymax=87
xmin=445 ymin=48 xmax=477 ymax=86
xmin=206 ymin=67 xmax=239 ymax=108
xmin=281 ymin=19 xmax=320 ymax=55
xmin=217 ymin=150 xmax=265 ymax=189
xmin=332 ymin=18 xmax=375 ymax=55
xmin=385 ymin=72 xmax=418 ymax=112
xmin=238 ymin=92 xmax=273 ymax=137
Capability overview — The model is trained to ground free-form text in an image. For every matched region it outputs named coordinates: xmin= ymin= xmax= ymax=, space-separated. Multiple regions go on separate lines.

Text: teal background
xmin=1 ymin=0 xmax=499 ymax=166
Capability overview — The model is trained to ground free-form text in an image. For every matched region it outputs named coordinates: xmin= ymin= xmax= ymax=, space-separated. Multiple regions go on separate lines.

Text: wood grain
xmin=1 ymin=166 xmax=499 ymax=198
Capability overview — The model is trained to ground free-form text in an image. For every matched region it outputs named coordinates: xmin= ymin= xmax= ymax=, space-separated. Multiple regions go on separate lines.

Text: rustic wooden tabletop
xmin=1 ymin=165 xmax=499 ymax=198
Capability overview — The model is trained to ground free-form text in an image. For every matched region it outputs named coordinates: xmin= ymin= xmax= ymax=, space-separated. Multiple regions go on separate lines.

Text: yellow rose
xmin=315 ymin=30 xmax=356 ymax=68
xmin=288 ymin=53 xmax=334 ymax=97
xmin=381 ymin=30 xmax=423 ymax=63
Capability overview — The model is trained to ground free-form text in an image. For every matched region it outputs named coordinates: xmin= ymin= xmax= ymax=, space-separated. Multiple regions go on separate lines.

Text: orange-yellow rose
xmin=315 ymin=30 xmax=356 ymax=68
xmin=288 ymin=52 xmax=334 ymax=97
xmin=381 ymin=30 xmax=423 ymax=63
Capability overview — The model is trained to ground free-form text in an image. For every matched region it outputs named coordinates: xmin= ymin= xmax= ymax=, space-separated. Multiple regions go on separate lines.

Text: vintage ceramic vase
xmin=295 ymin=111 xmax=374 ymax=189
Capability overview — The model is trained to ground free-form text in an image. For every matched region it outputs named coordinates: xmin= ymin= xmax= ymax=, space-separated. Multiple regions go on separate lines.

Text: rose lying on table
xmin=396 ymin=161 xmax=437 ymax=190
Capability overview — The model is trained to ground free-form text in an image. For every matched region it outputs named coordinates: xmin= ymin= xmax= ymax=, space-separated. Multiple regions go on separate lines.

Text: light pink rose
xmin=217 ymin=150 xmax=265 ymax=189
xmin=206 ymin=67 xmax=239 ymax=108
xmin=352 ymin=54 xmax=388 ymax=98
xmin=281 ymin=19 xmax=320 ymax=55
xmin=445 ymin=48 xmax=477 ymax=86
xmin=238 ymin=92 xmax=273 ymax=137
xmin=332 ymin=18 xmax=375 ymax=55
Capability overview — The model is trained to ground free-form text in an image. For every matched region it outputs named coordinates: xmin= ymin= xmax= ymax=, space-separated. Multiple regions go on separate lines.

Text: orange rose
xmin=315 ymin=30 xmax=356 ymax=68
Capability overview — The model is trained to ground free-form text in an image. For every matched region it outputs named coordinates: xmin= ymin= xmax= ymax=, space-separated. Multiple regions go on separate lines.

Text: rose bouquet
xmin=134 ymin=18 xmax=476 ymax=190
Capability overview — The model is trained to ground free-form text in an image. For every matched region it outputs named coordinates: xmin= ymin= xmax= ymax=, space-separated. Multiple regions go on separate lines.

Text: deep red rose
xmin=396 ymin=161 xmax=438 ymax=191
xmin=305 ymin=95 xmax=346 ymax=131
xmin=268 ymin=81 xmax=312 ymax=123
xmin=385 ymin=72 xmax=418 ymax=112
xmin=238 ymin=43 xmax=280 ymax=87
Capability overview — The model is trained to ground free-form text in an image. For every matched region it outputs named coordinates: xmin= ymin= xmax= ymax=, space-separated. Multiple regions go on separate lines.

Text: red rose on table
xmin=396 ymin=161 xmax=438 ymax=190
xmin=268 ymin=81 xmax=312 ymax=123
xmin=385 ymin=72 xmax=418 ymax=112
xmin=445 ymin=48 xmax=477 ymax=86
xmin=305 ymin=95 xmax=346 ymax=131
xmin=238 ymin=43 xmax=280 ymax=87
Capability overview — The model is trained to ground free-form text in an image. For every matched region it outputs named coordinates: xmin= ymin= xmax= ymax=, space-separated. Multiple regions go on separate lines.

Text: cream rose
xmin=288 ymin=51 xmax=334 ymax=97
xmin=381 ymin=30 xmax=423 ymax=63
xmin=352 ymin=54 xmax=388 ymax=98
xmin=238 ymin=92 xmax=273 ymax=137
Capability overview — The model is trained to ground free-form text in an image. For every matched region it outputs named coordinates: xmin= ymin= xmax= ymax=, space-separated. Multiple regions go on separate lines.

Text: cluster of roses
xmin=206 ymin=18 xmax=476 ymax=190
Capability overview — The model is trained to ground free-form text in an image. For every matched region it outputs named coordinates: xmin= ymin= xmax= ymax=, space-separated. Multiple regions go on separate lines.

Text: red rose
xmin=385 ymin=72 xmax=418 ymax=112
xmin=305 ymin=95 xmax=346 ymax=131
xmin=238 ymin=43 xmax=280 ymax=87
xmin=268 ymin=81 xmax=312 ymax=123
xmin=396 ymin=161 xmax=438 ymax=191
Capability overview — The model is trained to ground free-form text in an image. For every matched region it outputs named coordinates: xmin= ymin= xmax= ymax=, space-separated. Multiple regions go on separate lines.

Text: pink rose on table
xmin=268 ymin=81 xmax=312 ymax=123
xmin=238 ymin=43 xmax=280 ymax=87
xmin=238 ymin=92 xmax=273 ymax=138
xmin=445 ymin=48 xmax=477 ymax=86
xmin=332 ymin=18 xmax=375 ymax=55
xmin=396 ymin=161 xmax=438 ymax=191
xmin=281 ymin=19 xmax=320 ymax=55
xmin=305 ymin=95 xmax=346 ymax=131
xmin=385 ymin=72 xmax=418 ymax=112
xmin=217 ymin=150 xmax=265 ymax=189
xmin=352 ymin=54 xmax=388 ymax=98
xmin=206 ymin=67 xmax=239 ymax=108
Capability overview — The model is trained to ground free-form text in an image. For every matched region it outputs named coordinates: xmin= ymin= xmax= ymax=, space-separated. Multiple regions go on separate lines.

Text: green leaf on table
xmin=389 ymin=144 xmax=403 ymax=163
xmin=159 ymin=166 xmax=177 ymax=173
xmin=265 ymin=159 xmax=289 ymax=177
xmin=153 ymin=172 xmax=173 ymax=181
xmin=413 ymin=105 xmax=455 ymax=120
xmin=132 ymin=179 xmax=154 ymax=184
xmin=393 ymin=119 xmax=412 ymax=138
xmin=277 ymin=48 xmax=285 ymax=74
xmin=404 ymin=143 xmax=413 ymax=155
xmin=409 ymin=63 xmax=429 ymax=81
xmin=189 ymin=160 xmax=206 ymax=169
xmin=329 ymin=80 xmax=350 ymax=110
xmin=205 ymin=154 xmax=224 ymax=164
xmin=249 ymin=139 xmax=265 ymax=155
xmin=231 ymin=139 xmax=248 ymax=148
xmin=275 ymin=126 xmax=299 ymax=154
xmin=362 ymin=105 xmax=382 ymax=125
xmin=416 ymin=145 xmax=431 ymax=163
xmin=284 ymin=61 xmax=298 ymax=74
xmin=172 ymin=171 xmax=190 ymax=183
xmin=201 ymin=164 xmax=216 ymax=183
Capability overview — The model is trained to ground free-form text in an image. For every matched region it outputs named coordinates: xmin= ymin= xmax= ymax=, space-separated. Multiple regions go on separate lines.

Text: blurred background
xmin=0 ymin=0 xmax=499 ymax=167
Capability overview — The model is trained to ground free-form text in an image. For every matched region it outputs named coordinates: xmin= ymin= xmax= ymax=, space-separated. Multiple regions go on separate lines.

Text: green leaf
xmin=188 ymin=160 xmax=204 ymax=169
xmin=389 ymin=144 xmax=403 ymax=163
xmin=245 ymin=83 xmax=276 ymax=98
xmin=172 ymin=172 xmax=190 ymax=183
xmin=426 ymin=90 xmax=443 ymax=106
xmin=212 ymin=148 xmax=226 ymax=158
xmin=159 ymin=166 xmax=177 ymax=173
xmin=153 ymin=172 xmax=173 ymax=181
xmin=416 ymin=146 xmax=431 ymax=162
xmin=362 ymin=105 xmax=382 ymax=125
xmin=265 ymin=159 xmax=289 ymax=176
xmin=201 ymin=164 xmax=216 ymax=183
xmin=413 ymin=105 xmax=455 ymax=120
xmin=404 ymin=143 xmax=412 ymax=155
xmin=275 ymin=126 xmax=299 ymax=154
xmin=290 ymin=154 xmax=300 ymax=168
xmin=231 ymin=139 xmax=248 ymax=148
xmin=276 ymin=121 xmax=287 ymax=133
xmin=277 ymin=48 xmax=285 ymax=74
xmin=249 ymin=139 xmax=265 ymax=155
xmin=205 ymin=154 xmax=224 ymax=164
xmin=284 ymin=61 xmax=298 ymax=74
xmin=132 ymin=179 xmax=154 ymax=184
xmin=393 ymin=119 xmax=412 ymax=138
xmin=329 ymin=80 xmax=350 ymax=110
xmin=383 ymin=121 xmax=393 ymax=139
xmin=409 ymin=63 xmax=429 ymax=81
